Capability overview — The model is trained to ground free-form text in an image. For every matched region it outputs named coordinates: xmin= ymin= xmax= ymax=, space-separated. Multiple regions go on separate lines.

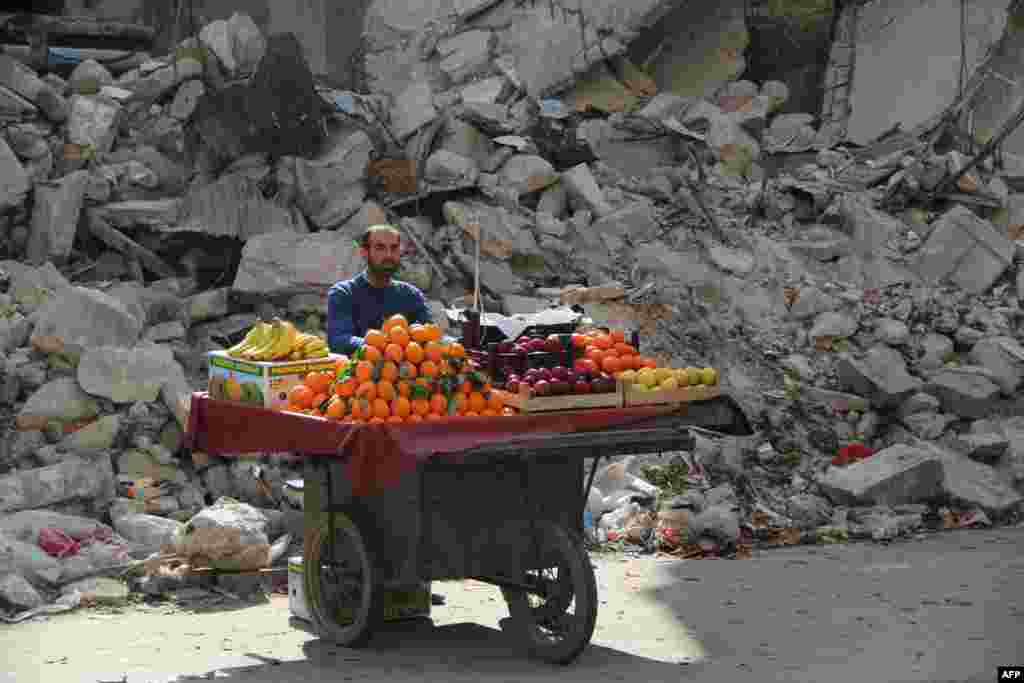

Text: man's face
xmin=362 ymin=230 xmax=401 ymax=276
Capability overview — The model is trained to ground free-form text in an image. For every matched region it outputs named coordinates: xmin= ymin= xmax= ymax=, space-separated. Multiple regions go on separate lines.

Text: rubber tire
xmin=304 ymin=512 xmax=384 ymax=647
xmin=501 ymin=521 xmax=598 ymax=665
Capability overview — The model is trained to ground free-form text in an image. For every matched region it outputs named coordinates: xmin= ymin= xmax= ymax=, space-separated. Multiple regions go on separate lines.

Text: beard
xmin=368 ymin=261 xmax=400 ymax=277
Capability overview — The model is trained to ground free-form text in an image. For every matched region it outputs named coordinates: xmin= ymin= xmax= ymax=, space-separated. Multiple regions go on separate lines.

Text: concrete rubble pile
xmin=1 ymin=2 xmax=1024 ymax=613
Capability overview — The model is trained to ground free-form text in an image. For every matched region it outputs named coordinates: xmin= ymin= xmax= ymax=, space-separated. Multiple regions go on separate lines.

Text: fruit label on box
xmin=208 ymin=357 xmax=264 ymax=406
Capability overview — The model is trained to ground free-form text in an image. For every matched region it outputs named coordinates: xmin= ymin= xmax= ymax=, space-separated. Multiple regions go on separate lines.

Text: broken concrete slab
xmin=437 ymin=118 xmax=494 ymax=168
xmin=706 ymin=242 xmax=756 ymax=277
xmin=424 ymin=150 xmax=479 ymax=186
xmin=916 ymin=205 xmax=1013 ymax=294
xmin=390 ymin=81 xmax=437 ymax=141
xmin=175 ymin=171 xmax=302 ymax=240
xmin=0 ymin=83 xmax=38 ymax=118
xmin=276 ymin=130 xmax=372 ymax=230
xmin=90 ymin=199 xmax=182 ymax=231
xmin=818 ymin=444 xmax=945 ymax=507
xmin=0 ymin=54 xmax=68 ymax=122
xmin=631 ymin=242 xmax=714 ymax=285
xmin=443 ymin=200 xmax=539 ymax=259
xmin=25 ymin=170 xmax=90 ymax=266
xmin=968 ymin=336 xmax=1024 ymax=395
xmin=560 ymin=163 xmax=613 ymax=217
xmin=438 ymin=30 xmax=493 ymax=85
xmin=78 ymin=344 xmax=182 ymax=404
xmin=497 ymin=154 xmax=557 ymax=196
xmin=0 ymin=136 xmax=30 ymax=212
xmin=809 ymin=312 xmax=859 ymax=341
xmin=903 ymin=411 xmax=955 ymax=440
xmin=452 ymin=251 xmax=526 ymax=294
xmin=30 ymin=286 xmax=142 ymax=356
xmin=578 ymin=118 xmax=679 ymax=179
xmin=836 ymin=346 xmax=922 ymax=409
xmin=67 ymin=94 xmax=121 ymax=155
xmin=917 ymin=441 xmax=1023 ymax=516
xmin=59 ymin=414 xmax=121 ymax=455
xmin=839 ymin=193 xmax=908 ymax=255
xmin=169 ymin=78 xmax=204 ymax=120
xmin=953 ymin=432 xmax=1010 ymax=463
xmin=184 ymin=288 xmax=230 ymax=325
xmin=460 ymin=76 xmax=507 ymax=105
xmin=919 ymin=333 xmax=954 ymax=371
xmin=233 ymin=231 xmax=364 ymax=296
xmin=925 ymin=368 xmax=1002 ymax=419
xmin=589 ymin=201 xmax=659 ymax=241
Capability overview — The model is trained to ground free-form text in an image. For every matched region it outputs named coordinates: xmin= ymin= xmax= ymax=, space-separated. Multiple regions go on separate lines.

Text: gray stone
xmin=819 ymin=444 xmax=945 ymax=507
xmin=452 ymin=252 xmax=525 ymax=294
xmin=836 ymin=346 xmax=922 ymax=409
xmin=438 ymin=30 xmax=493 ymax=85
xmin=30 ymin=286 xmax=141 ymax=355
xmin=390 ymin=81 xmax=437 ymax=140
xmin=925 ymin=369 xmax=1001 ymax=419
xmin=437 ymin=119 xmax=493 ymax=168
xmin=0 ymin=454 xmax=115 ymax=514
xmin=443 ymin=200 xmax=539 ymax=259
xmin=0 ymin=313 xmax=31 ymax=353
xmin=537 ymin=182 xmax=568 ymax=218
xmin=968 ymin=336 xmax=1024 ymax=395
xmin=916 ymin=206 xmax=1013 ymax=294
xmin=117 ymin=448 xmax=179 ymax=483
xmin=67 ymin=94 xmax=121 ymax=155
xmin=578 ymin=118 xmax=678 ymax=179
xmin=809 ymin=312 xmax=859 ymax=341
xmin=899 ymin=392 xmax=941 ymax=419
xmin=498 ymin=154 xmax=557 ymax=196
xmin=919 ymin=333 xmax=954 ymax=371
xmin=954 ymin=433 xmax=1010 ymax=463
xmin=0 ymin=54 xmax=68 ymax=122
xmin=502 ymin=295 xmax=547 ymax=315
xmin=58 ymin=414 xmax=120 ymax=455
xmin=917 ymin=441 xmax=1023 ymax=515
xmin=277 ymin=130 xmax=372 ymax=230
xmin=424 ymin=150 xmax=479 ymax=186
xmin=25 ymin=171 xmax=90 ymax=266
xmin=589 ymin=201 xmax=658 ymax=241
xmin=536 ymin=211 xmax=567 ymax=237
xmin=78 ymin=344 xmax=182 ymax=404
xmin=169 ymin=78 xmax=204 ymax=120
xmin=112 ymin=513 xmax=183 ymax=555
xmin=632 ymin=242 xmax=714 ymax=284
xmin=16 ymin=377 xmax=100 ymax=430
xmin=68 ymin=59 xmax=114 ymax=92
xmin=143 ymin=321 xmax=187 ymax=343
xmin=0 ymin=572 xmax=43 ymax=610
xmin=0 ymin=136 xmax=30 ymax=212
xmin=876 ymin=318 xmax=910 ymax=346
xmin=787 ymin=286 xmax=839 ymax=321
xmin=706 ymin=243 xmax=756 ymax=276
xmin=785 ymin=493 xmax=832 ymax=529
xmin=902 ymin=412 xmax=955 ymax=440
xmin=460 ymin=76 xmax=506 ymax=105
xmin=839 ymin=193 xmax=907 ymax=255
xmin=560 ymin=163 xmax=613 ymax=217
xmin=687 ymin=504 xmax=740 ymax=545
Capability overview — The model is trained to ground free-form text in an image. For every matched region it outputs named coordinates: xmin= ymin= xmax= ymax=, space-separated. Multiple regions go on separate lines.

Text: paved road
xmin=3 ymin=528 xmax=1022 ymax=683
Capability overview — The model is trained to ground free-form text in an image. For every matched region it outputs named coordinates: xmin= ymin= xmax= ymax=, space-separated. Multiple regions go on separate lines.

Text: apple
xmin=514 ymin=344 xmax=529 ymax=356
xmin=533 ymin=379 xmax=550 ymax=396
xmin=537 ymin=368 xmax=553 ymax=382
xmin=550 ymin=366 xmax=568 ymax=381
xmin=543 ymin=334 xmax=563 ymax=353
xmin=528 ymin=338 xmax=547 ymax=353
xmin=497 ymin=341 xmax=515 ymax=354
xmin=506 ymin=373 xmax=520 ymax=384
xmin=574 ymin=380 xmax=592 ymax=394
xmin=564 ymin=371 xmax=578 ymax=385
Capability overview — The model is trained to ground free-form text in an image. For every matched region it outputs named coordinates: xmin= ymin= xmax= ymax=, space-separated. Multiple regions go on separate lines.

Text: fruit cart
xmin=184 ymin=390 xmax=751 ymax=665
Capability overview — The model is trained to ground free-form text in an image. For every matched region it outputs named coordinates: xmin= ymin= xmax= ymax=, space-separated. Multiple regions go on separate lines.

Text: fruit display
xmin=618 ymin=365 xmax=719 ymax=392
xmin=504 ymin=365 xmax=617 ymax=398
xmin=226 ymin=317 xmax=329 ymax=361
xmin=280 ymin=315 xmax=517 ymax=423
xmin=570 ymin=327 xmax=656 ymax=376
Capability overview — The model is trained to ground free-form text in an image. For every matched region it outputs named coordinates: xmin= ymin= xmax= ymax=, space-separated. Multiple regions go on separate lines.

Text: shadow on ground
xmin=167 ymin=618 xmax=693 ymax=683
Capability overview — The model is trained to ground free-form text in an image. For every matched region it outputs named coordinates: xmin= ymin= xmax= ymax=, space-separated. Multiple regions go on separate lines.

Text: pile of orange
xmin=282 ymin=315 xmax=515 ymax=423
xmin=571 ymin=328 xmax=657 ymax=376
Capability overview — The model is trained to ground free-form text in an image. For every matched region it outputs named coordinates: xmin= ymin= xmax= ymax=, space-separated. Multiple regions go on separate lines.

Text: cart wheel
xmin=304 ymin=512 xmax=383 ymax=647
xmin=500 ymin=521 xmax=598 ymax=665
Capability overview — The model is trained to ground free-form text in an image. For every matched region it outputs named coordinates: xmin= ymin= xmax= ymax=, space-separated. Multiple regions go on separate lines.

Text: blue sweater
xmin=326 ymin=271 xmax=433 ymax=355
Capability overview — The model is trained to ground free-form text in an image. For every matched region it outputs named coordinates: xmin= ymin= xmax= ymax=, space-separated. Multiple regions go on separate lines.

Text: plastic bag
xmin=38 ymin=528 xmax=80 ymax=559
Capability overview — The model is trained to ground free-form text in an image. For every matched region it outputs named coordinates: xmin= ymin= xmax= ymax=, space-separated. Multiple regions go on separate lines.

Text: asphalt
xmin=2 ymin=527 xmax=1021 ymax=683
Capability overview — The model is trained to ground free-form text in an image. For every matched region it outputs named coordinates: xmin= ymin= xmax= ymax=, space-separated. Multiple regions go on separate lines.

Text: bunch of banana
xmin=288 ymin=332 xmax=329 ymax=360
xmin=226 ymin=318 xmax=302 ymax=361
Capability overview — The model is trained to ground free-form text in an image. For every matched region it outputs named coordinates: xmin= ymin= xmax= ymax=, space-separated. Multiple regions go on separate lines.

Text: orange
xmin=397 ymin=380 xmax=412 ymax=398
xmin=372 ymin=398 xmax=390 ymax=420
xmin=502 ymin=407 xmax=517 ymax=416
xmin=464 ymin=411 xmax=480 ymax=417
xmin=423 ymin=323 xmax=442 ymax=343
xmin=335 ymin=377 xmax=356 ymax=397
xmin=486 ymin=392 xmax=504 ymax=412
xmin=325 ymin=396 xmax=346 ymax=419
xmin=398 ymin=361 xmax=418 ymax=380
xmin=425 ymin=413 xmax=443 ymax=422
xmin=571 ymin=333 xmax=587 ymax=349
xmin=429 ymin=393 xmax=447 ymax=415
xmin=601 ymin=356 xmax=620 ymax=374
xmin=409 ymin=324 xmax=431 ymax=344
xmin=389 ymin=326 xmax=411 ymax=349
xmin=376 ymin=380 xmax=396 ymax=402
xmin=585 ymin=347 xmax=605 ymax=365
xmin=387 ymin=415 xmax=405 ymax=424
xmin=481 ymin=409 xmax=499 ymax=417
xmin=407 ymin=414 xmax=424 ymax=423
xmin=311 ymin=392 xmax=328 ymax=410
xmin=610 ymin=329 xmax=626 ymax=344
xmin=288 ymin=385 xmax=314 ymax=409
xmin=304 ymin=371 xmax=327 ymax=394
xmin=459 ymin=379 xmax=473 ymax=395
xmin=355 ymin=381 xmax=377 ymax=401
xmin=363 ymin=345 xmax=383 ymax=362
xmin=404 ymin=341 xmax=425 ymax=365
xmin=368 ymin=417 xmax=386 ymax=424
xmin=334 ymin=355 xmax=350 ymax=370
xmin=350 ymin=398 xmax=371 ymax=421
xmin=354 ymin=360 xmax=374 ymax=383
xmin=453 ymin=393 xmax=468 ymax=414
xmin=392 ymin=396 xmax=412 ymax=418
xmin=447 ymin=341 xmax=466 ymax=358
xmin=628 ymin=355 xmax=644 ymax=371
xmin=593 ymin=334 xmax=612 ymax=350
xmin=383 ymin=314 xmax=409 ymax=335
xmin=377 ymin=361 xmax=397 ymax=383
xmin=364 ymin=329 xmax=388 ymax=349
xmin=419 ymin=360 xmax=439 ymax=378
xmin=639 ymin=356 xmax=658 ymax=369
xmin=468 ymin=391 xmax=486 ymax=413
xmin=384 ymin=342 xmax=404 ymax=363
xmin=411 ymin=397 xmax=430 ymax=417
xmin=415 ymin=377 xmax=433 ymax=392
xmin=424 ymin=341 xmax=444 ymax=363
xmin=613 ymin=342 xmax=636 ymax=356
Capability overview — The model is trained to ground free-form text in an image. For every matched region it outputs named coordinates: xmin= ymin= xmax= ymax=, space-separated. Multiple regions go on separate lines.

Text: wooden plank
xmin=623 ymin=383 xmax=722 ymax=407
xmin=87 ymin=213 xmax=178 ymax=279
xmin=495 ymin=382 xmax=622 ymax=414
xmin=187 ymin=566 xmax=287 ymax=576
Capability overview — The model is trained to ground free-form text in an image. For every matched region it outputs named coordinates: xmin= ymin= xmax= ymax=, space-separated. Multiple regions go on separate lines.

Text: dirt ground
xmin=2 ymin=528 xmax=1022 ymax=683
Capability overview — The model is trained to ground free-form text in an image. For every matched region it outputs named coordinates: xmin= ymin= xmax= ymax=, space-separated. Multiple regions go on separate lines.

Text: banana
xmin=250 ymin=320 xmax=283 ymax=361
xmin=227 ymin=323 xmax=266 ymax=357
xmin=305 ymin=347 xmax=329 ymax=358
xmin=234 ymin=323 xmax=270 ymax=360
xmin=269 ymin=319 xmax=298 ymax=360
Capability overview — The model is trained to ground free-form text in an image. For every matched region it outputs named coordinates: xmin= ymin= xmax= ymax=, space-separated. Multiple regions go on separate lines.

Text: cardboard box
xmin=206 ymin=350 xmax=343 ymax=411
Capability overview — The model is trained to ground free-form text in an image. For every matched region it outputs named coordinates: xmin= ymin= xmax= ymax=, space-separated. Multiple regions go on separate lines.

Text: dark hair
xmin=360 ymin=225 xmax=401 ymax=248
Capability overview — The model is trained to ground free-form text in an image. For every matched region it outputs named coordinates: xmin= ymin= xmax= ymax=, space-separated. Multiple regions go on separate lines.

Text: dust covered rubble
xmin=1 ymin=6 xmax=1024 ymax=616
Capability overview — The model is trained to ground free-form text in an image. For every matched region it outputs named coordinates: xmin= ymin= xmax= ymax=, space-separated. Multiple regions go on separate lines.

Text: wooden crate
xmin=623 ymin=382 xmax=722 ymax=407
xmin=495 ymin=382 xmax=622 ymax=414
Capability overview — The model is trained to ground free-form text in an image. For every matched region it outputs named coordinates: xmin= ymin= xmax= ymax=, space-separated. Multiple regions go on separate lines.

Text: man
xmin=327 ymin=224 xmax=433 ymax=356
